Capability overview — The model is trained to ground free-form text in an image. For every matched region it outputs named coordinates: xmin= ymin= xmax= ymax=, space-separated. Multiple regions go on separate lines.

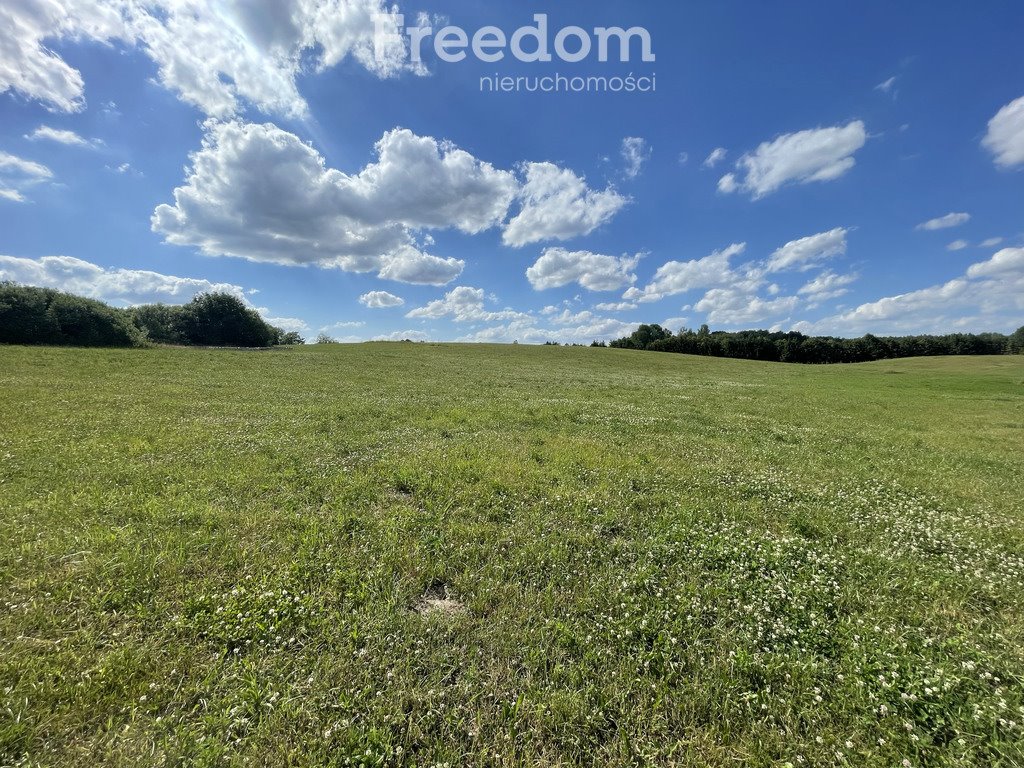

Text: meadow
xmin=1 ymin=343 xmax=1022 ymax=767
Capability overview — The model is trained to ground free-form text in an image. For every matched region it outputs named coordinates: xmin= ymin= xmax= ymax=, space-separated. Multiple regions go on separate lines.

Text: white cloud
xmin=456 ymin=316 xmax=640 ymax=345
xmin=980 ymin=237 xmax=1004 ymax=248
xmin=545 ymin=309 xmax=602 ymax=326
xmin=364 ymin=286 xmax=646 ymax=345
xmin=0 ymin=150 xmax=53 ymax=203
xmin=695 ymin=288 xmax=799 ymax=326
xmin=402 ymin=288 xmax=638 ymax=344
xmin=875 ymin=76 xmax=897 ymax=95
xmin=982 ymin=95 xmax=1024 ymax=169
xmin=719 ymin=121 xmax=867 ymax=199
xmin=376 ymin=245 xmax=464 ymax=286
xmin=677 ymin=152 xmax=689 ymax=166
xmin=0 ymin=0 xmax=422 ymax=118
xmin=259 ymin=312 xmax=310 ymax=333
xmin=0 ymin=0 xmax=126 ymax=113
xmin=373 ymin=329 xmax=430 ymax=342
xmin=320 ymin=320 xmax=365 ymax=331
xmin=795 ymin=248 xmax=1024 ymax=335
xmin=0 ymin=151 xmax=52 ymax=180
xmin=24 ymin=125 xmax=99 ymax=147
xmin=916 ymin=212 xmax=970 ymax=231
xmin=0 ymin=254 xmax=247 ymax=304
xmin=107 ymin=162 xmax=143 ymax=178
xmin=335 ymin=128 xmax=518 ymax=233
xmin=624 ymin=243 xmax=747 ymax=303
xmin=502 ymin=162 xmax=628 ymax=247
xmin=717 ymin=173 xmax=738 ymax=193
xmin=703 ymin=147 xmax=727 ymax=168
xmin=662 ymin=316 xmax=689 ymax=331
xmin=153 ymin=121 xmax=619 ymax=280
xmin=526 ymin=248 xmax=641 ymax=291
xmin=621 ymin=232 xmax=856 ymax=325
xmin=965 ymin=247 xmax=1024 ymax=278
xmin=359 ymin=290 xmax=405 ymax=308
xmin=151 ymin=121 xmax=524 ymax=285
xmin=621 ymin=137 xmax=650 ymax=179
xmin=797 ymin=270 xmax=857 ymax=303
xmin=594 ymin=301 xmax=638 ymax=312
xmin=947 ymin=239 xmax=969 ymax=252
xmin=766 ymin=227 xmax=848 ymax=272
xmin=405 ymin=286 xmax=527 ymax=323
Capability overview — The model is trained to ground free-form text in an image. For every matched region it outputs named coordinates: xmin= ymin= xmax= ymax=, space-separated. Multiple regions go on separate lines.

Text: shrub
xmin=0 ymin=283 xmax=143 ymax=347
xmin=606 ymin=324 xmax=1017 ymax=364
xmin=1009 ymin=326 xmax=1024 ymax=355
xmin=130 ymin=303 xmax=187 ymax=344
xmin=175 ymin=293 xmax=276 ymax=347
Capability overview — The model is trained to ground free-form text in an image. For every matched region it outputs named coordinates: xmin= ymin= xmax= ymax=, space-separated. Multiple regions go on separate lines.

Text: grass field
xmin=1 ymin=343 xmax=1023 ymax=767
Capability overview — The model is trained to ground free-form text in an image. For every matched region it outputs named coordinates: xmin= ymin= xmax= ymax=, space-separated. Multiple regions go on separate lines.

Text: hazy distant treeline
xmin=0 ymin=283 xmax=305 ymax=348
xmin=600 ymin=323 xmax=1024 ymax=363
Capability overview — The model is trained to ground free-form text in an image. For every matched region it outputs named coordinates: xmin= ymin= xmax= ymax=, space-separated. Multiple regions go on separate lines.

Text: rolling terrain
xmin=1 ymin=344 xmax=1022 ymax=766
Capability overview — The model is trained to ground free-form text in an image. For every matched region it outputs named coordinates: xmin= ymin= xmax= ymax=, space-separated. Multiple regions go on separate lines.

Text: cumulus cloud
xmin=0 ymin=150 xmax=53 ymax=202
xmin=151 ymin=121 xmax=527 ymax=284
xmin=0 ymin=254 xmax=247 ymax=304
xmin=982 ymin=95 xmax=1024 ymax=169
xmin=543 ymin=309 xmax=598 ymax=326
xmin=621 ymin=137 xmax=650 ymax=179
xmin=335 ymin=128 xmax=518 ymax=233
xmin=405 ymin=286 xmax=527 ymax=323
xmin=718 ymin=121 xmax=867 ymax=199
xmin=694 ymin=288 xmax=799 ymax=326
xmin=153 ymin=121 xmax=620 ymax=281
xmin=624 ymin=243 xmax=747 ymax=303
xmin=0 ymin=0 xmax=422 ymax=118
xmin=402 ymin=287 xmax=639 ymax=344
xmin=502 ymin=162 xmax=628 ymax=247
xmin=359 ymin=290 xmax=405 ymax=308
xmin=766 ymin=228 xmax=848 ymax=272
xmin=24 ymin=125 xmax=99 ymax=147
xmin=456 ymin=316 xmax=640 ymax=345
xmin=526 ymin=248 xmax=641 ymax=291
xmin=703 ymin=148 xmax=727 ymax=168
xmin=794 ymin=248 xmax=1024 ymax=335
xmin=916 ymin=212 xmax=970 ymax=231
xmin=620 ymin=231 xmax=857 ymax=326
xmin=373 ymin=329 xmax=430 ymax=342
xmin=965 ymin=247 xmax=1024 ymax=278
xmin=376 ymin=246 xmax=464 ymax=286
xmin=594 ymin=301 xmax=638 ymax=312
xmin=798 ymin=271 xmax=857 ymax=304
xmin=0 ymin=0 xmax=126 ymax=113
xmin=259 ymin=312 xmax=310 ymax=333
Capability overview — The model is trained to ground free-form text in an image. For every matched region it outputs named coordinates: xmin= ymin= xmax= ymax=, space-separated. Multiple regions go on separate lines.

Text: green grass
xmin=1 ymin=343 xmax=1022 ymax=767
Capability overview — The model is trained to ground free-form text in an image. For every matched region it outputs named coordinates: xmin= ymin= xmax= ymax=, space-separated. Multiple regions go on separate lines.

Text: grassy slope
xmin=0 ymin=344 xmax=1022 ymax=767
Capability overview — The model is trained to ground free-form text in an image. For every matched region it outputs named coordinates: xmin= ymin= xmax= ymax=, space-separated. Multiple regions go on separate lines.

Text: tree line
xmin=0 ymin=283 xmax=305 ymax=348
xmin=599 ymin=323 xmax=1024 ymax=363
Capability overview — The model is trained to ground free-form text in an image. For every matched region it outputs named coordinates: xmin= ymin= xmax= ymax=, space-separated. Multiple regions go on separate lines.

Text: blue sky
xmin=1 ymin=0 xmax=1022 ymax=343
